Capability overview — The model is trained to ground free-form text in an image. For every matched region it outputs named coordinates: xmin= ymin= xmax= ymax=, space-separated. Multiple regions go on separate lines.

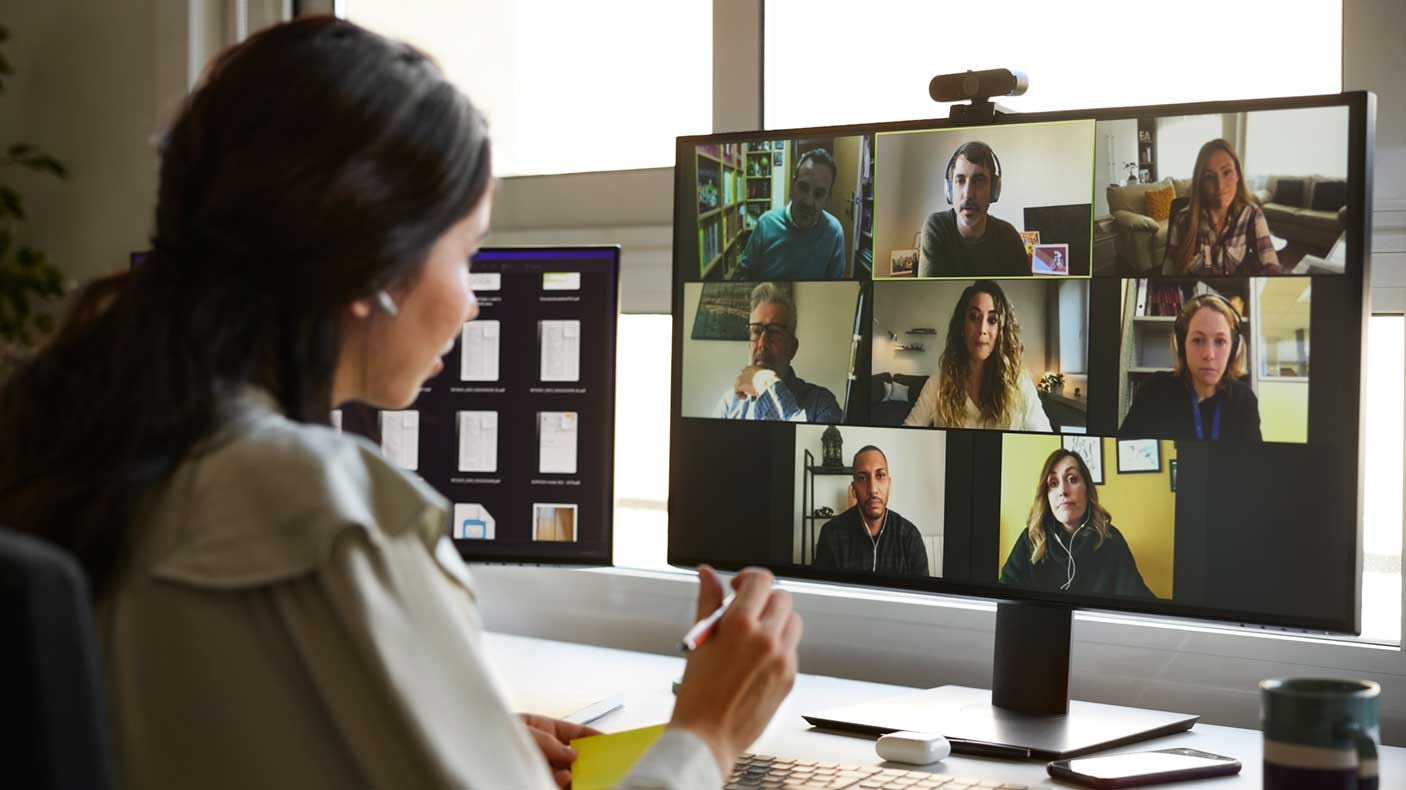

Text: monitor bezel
xmin=667 ymin=91 xmax=1374 ymax=635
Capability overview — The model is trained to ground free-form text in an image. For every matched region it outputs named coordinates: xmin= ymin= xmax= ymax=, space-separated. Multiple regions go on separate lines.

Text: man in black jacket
xmin=813 ymin=446 xmax=930 ymax=577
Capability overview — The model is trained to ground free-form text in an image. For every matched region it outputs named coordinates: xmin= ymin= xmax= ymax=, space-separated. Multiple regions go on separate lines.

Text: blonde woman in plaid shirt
xmin=1163 ymin=139 xmax=1282 ymax=276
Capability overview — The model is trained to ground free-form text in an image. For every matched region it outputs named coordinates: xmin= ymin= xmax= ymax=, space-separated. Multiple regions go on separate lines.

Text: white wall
xmin=1245 ymin=106 xmax=1351 ymax=179
xmin=1093 ymin=118 xmax=1139 ymax=217
xmin=1058 ymin=279 xmax=1089 ymax=375
xmin=791 ymin=425 xmax=945 ymax=574
xmin=1153 ymin=114 xmax=1225 ymax=182
xmin=0 ymin=1 xmax=292 ymax=295
xmin=680 ymin=281 xmax=860 ymax=418
xmin=870 ymin=280 xmax=1052 ymax=382
xmin=873 ymin=120 xmax=1096 ymax=274
xmin=0 ymin=1 xmax=164 ymax=288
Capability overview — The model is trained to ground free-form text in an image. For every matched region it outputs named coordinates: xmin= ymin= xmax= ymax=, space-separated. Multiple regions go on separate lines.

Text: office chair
xmin=0 ymin=528 xmax=116 ymax=790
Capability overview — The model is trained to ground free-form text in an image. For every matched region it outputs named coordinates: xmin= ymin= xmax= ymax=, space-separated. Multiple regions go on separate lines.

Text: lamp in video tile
xmin=821 ymin=425 xmax=844 ymax=469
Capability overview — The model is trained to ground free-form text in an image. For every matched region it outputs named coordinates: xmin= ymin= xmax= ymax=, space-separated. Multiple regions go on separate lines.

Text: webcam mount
xmin=930 ymin=68 xmax=1029 ymax=124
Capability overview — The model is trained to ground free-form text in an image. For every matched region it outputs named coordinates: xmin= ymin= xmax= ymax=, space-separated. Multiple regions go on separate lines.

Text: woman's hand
xmin=668 ymin=565 xmax=802 ymax=774
xmin=519 ymin=713 xmax=601 ymax=788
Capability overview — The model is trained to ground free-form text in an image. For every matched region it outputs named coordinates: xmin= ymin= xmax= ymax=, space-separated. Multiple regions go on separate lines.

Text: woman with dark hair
xmin=0 ymin=18 xmax=797 ymax=790
xmin=999 ymin=449 xmax=1154 ymax=597
xmin=1163 ymin=138 xmax=1281 ymax=275
xmin=903 ymin=280 xmax=1051 ymax=431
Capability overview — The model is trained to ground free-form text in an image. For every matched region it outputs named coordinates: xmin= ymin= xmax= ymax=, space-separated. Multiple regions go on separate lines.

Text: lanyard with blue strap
xmin=1188 ymin=383 xmax=1222 ymax=440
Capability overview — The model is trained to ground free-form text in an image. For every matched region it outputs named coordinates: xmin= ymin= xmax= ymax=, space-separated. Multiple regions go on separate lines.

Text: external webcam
xmin=930 ymin=69 xmax=1029 ymax=104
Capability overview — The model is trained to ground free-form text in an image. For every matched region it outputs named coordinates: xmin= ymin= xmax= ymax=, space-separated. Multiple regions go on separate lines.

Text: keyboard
xmin=728 ymin=753 xmax=1057 ymax=790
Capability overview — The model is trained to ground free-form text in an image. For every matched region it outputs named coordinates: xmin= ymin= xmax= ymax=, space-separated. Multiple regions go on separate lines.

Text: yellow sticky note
xmin=570 ymin=723 xmax=668 ymax=790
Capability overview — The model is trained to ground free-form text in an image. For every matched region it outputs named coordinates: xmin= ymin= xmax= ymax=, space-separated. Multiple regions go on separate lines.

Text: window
xmin=613 ymin=314 xmax=672 ymax=570
xmin=1253 ymin=279 xmax=1310 ymax=380
xmin=1362 ymin=315 xmax=1404 ymax=643
xmin=764 ymin=0 xmax=1341 ymax=130
xmin=345 ymin=1 xmax=712 ymax=177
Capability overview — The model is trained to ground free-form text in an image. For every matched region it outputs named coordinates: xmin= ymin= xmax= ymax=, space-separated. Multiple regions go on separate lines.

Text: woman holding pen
xmin=0 ymin=17 xmax=799 ymax=790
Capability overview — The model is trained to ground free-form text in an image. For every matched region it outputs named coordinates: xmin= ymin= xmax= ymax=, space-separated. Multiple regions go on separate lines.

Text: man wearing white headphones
xmin=917 ymin=140 xmax=1030 ymax=278
xmin=812 ymin=445 xmax=929 ymax=577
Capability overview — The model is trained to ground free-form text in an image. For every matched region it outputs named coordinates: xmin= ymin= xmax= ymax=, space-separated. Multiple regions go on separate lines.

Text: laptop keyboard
xmin=728 ymin=753 xmax=1056 ymax=790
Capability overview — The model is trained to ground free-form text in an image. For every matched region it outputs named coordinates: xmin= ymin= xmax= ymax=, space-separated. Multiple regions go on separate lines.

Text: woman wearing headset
xmin=0 ymin=19 xmax=798 ymax=790
xmin=1162 ymin=138 xmax=1281 ymax=276
xmin=1120 ymin=293 xmax=1263 ymax=441
xmin=904 ymin=280 xmax=1052 ymax=431
xmin=999 ymin=449 xmax=1154 ymax=598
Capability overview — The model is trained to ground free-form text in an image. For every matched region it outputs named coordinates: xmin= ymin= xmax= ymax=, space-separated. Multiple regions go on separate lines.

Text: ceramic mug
xmin=1261 ymin=677 xmax=1380 ymax=789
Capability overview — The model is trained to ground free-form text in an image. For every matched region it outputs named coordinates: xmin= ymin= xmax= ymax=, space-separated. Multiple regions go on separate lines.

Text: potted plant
xmin=0 ymin=24 xmax=69 ymax=381
xmin=1037 ymin=371 xmax=1066 ymax=397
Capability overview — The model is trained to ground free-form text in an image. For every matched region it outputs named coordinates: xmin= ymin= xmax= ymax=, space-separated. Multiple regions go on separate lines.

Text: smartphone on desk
xmin=1047 ymin=748 xmax=1241 ymax=788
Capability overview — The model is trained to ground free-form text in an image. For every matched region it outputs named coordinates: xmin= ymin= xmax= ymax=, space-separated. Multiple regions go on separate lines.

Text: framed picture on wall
xmin=890 ymin=249 xmax=918 ymax=277
xmin=1061 ymin=436 xmax=1104 ymax=484
xmin=1117 ymin=439 xmax=1161 ymax=474
xmin=1031 ymin=243 xmax=1069 ymax=275
xmin=690 ymin=282 xmax=793 ymax=341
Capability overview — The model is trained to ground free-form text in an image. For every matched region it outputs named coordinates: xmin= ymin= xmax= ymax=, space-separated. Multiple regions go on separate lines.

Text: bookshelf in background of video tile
xmin=697 ymin=144 xmax=745 ymax=279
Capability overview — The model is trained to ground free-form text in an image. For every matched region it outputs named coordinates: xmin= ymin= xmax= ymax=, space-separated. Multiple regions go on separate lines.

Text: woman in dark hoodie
xmin=999 ymin=448 xmax=1155 ymax=598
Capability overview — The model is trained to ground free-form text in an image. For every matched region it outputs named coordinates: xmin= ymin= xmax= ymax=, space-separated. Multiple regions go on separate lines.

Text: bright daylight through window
xmin=765 ymin=0 xmax=1341 ymax=130
xmin=345 ymin=0 xmax=711 ymax=177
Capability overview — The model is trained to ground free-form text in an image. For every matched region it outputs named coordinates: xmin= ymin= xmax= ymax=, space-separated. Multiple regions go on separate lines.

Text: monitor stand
xmin=802 ymin=601 xmax=1198 ymax=760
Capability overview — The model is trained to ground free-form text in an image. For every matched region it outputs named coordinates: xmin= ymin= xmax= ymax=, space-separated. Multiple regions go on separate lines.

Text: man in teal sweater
xmin=735 ymin=149 xmax=847 ymax=280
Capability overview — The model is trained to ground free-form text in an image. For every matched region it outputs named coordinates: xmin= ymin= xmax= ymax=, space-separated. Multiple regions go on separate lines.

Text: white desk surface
xmin=486 ymin=631 xmax=1406 ymax=788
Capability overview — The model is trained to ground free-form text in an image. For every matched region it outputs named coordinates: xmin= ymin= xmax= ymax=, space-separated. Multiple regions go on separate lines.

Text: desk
xmin=487 ymin=632 xmax=1406 ymax=788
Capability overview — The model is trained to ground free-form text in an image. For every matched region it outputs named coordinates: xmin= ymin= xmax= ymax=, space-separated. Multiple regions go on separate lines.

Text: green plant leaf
xmin=0 ymin=186 xmax=23 ymax=220
xmin=19 ymin=154 xmax=67 ymax=178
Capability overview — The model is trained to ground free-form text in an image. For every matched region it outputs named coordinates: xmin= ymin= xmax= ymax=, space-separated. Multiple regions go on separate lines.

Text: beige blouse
xmin=97 ymin=389 xmax=718 ymax=789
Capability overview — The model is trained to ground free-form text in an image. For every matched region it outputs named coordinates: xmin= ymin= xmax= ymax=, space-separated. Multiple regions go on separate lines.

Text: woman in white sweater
xmin=0 ymin=17 xmax=798 ymax=790
xmin=904 ymin=280 xmax=1052 ymax=431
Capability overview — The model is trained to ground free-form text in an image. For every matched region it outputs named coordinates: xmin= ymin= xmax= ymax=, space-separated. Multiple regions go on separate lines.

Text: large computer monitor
xmin=669 ymin=93 xmax=1374 ymax=757
xmin=342 ymin=245 xmax=619 ymax=565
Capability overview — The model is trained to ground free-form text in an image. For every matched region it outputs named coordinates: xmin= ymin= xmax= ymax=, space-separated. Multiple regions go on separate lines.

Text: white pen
xmin=679 ymin=592 xmax=736 ymax=652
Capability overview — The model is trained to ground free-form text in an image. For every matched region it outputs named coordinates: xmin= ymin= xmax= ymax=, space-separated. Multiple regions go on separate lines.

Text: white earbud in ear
xmin=375 ymin=290 xmax=399 ymax=317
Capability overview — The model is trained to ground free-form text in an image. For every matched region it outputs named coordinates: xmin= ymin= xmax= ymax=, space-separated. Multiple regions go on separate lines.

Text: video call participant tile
xmin=996 ymin=434 xmax=1174 ymax=600
xmin=1117 ymin=278 xmax=1310 ymax=443
xmin=791 ymin=425 xmax=947 ymax=578
xmin=873 ymin=120 xmax=1095 ymax=279
xmin=871 ymin=279 xmax=1089 ymax=433
xmin=1094 ymin=105 xmax=1349 ymax=277
xmin=680 ymin=281 xmax=862 ymax=423
xmin=685 ymin=135 xmax=874 ymax=281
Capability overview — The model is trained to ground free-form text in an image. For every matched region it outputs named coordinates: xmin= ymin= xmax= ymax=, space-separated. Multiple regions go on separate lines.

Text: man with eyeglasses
xmin=735 ymin=148 xmax=847 ymax=280
xmin=712 ymin=283 xmax=843 ymax=422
